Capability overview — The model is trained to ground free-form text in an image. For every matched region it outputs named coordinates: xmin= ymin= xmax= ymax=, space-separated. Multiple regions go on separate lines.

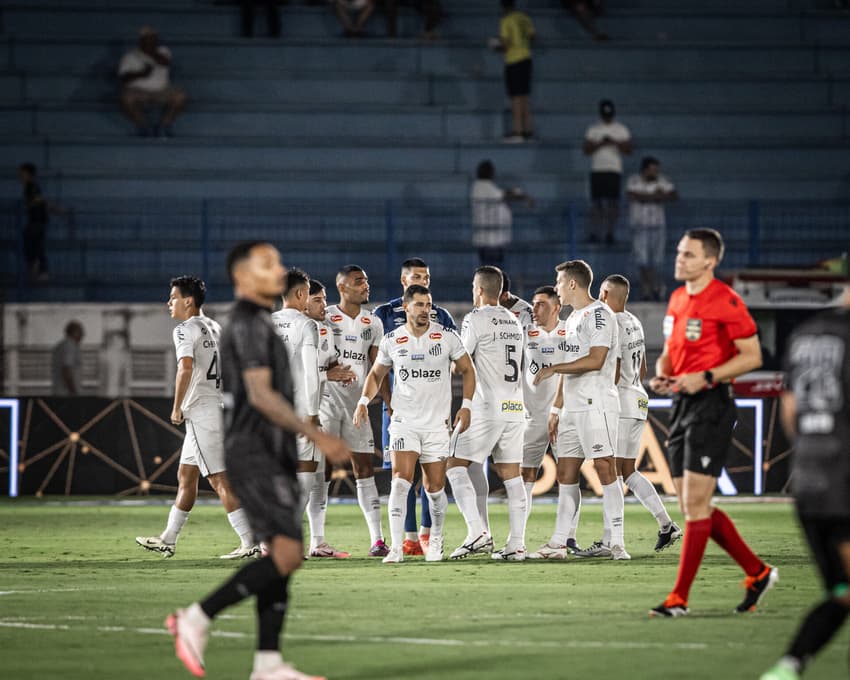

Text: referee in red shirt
xmin=649 ymin=228 xmax=777 ymax=617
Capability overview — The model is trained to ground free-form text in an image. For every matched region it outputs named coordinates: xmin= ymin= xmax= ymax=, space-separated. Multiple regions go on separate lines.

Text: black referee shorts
xmin=504 ymin=58 xmax=532 ymax=98
xmin=225 ymin=443 xmax=302 ymax=544
xmin=590 ymin=172 xmax=622 ymax=201
xmin=798 ymin=513 xmax=850 ymax=595
xmin=667 ymin=385 xmax=737 ymax=478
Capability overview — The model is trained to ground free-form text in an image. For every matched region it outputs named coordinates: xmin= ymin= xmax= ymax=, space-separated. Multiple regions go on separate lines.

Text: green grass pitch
xmin=0 ymin=498 xmax=847 ymax=679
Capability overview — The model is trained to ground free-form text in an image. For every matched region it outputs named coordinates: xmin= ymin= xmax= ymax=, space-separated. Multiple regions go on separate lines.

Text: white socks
xmin=551 ymin=483 xmax=579 ymax=546
xmin=446 ymin=466 xmax=485 ymax=538
xmin=601 ymin=480 xmax=625 ymax=547
xmin=185 ymin=602 xmax=210 ymax=629
xmin=524 ymin=481 xmax=534 ymax=519
xmin=388 ymin=477 xmax=412 ymax=549
xmin=626 ymin=470 xmax=672 ymax=528
xmin=425 ymin=488 xmax=448 ymax=538
xmin=253 ymin=650 xmax=282 ymax=673
xmin=296 ymin=471 xmax=314 ymax=520
xmin=226 ymin=508 xmax=254 ymax=548
xmin=307 ymin=472 xmax=329 ymax=550
xmin=467 ymin=462 xmax=490 ymax=532
xmin=356 ymin=476 xmax=383 ymax=543
xmin=161 ymin=505 xmax=190 ymax=545
xmin=503 ymin=476 xmax=527 ymax=549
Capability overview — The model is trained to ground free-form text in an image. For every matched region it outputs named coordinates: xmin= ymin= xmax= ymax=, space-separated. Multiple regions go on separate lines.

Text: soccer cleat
xmin=368 ymin=539 xmax=390 ymax=557
xmin=736 ymin=565 xmax=779 ymax=613
xmin=381 ymin=546 xmax=404 ymax=564
xmin=249 ymin=662 xmax=327 ymax=680
xmin=449 ymin=531 xmax=493 ymax=559
xmin=759 ymin=661 xmax=801 ymax=680
xmin=649 ymin=595 xmax=689 ymax=618
xmin=136 ymin=535 xmax=175 ymax=558
xmin=610 ymin=544 xmax=631 ymax=560
xmin=566 ymin=538 xmax=581 ymax=555
xmin=491 ymin=545 xmax=526 ymax=561
xmin=573 ymin=541 xmax=612 ymax=558
xmin=220 ymin=544 xmax=261 ymax=560
xmin=654 ymin=523 xmax=683 ymax=552
xmin=527 ymin=542 xmax=568 ymax=560
xmin=308 ymin=542 xmax=351 ymax=559
xmin=425 ymin=535 xmax=444 ymax=562
xmin=418 ymin=533 xmax=430 ymax=551
xmin=166 ymin=609 xmax=207 ymax=678
xmin=402 ymin=538 xmax=424 ymax=556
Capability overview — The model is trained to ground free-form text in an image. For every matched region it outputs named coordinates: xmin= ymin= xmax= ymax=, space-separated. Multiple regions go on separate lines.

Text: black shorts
xmin=667 ymin=385 xmax=737 ymax=478
xmin=798 ymin=513 xmax=850 ymax=594
xmin=590 ymin=172 xmax=622 ymax=201
xmin=225 ymin=446 xmax=302 ymax=544
xmin=505 ymin=58 xmax=532 ymax=98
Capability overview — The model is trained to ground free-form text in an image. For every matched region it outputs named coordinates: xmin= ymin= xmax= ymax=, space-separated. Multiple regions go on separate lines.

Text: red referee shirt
xmin=663 ymin=278 xmax=757 ymax=376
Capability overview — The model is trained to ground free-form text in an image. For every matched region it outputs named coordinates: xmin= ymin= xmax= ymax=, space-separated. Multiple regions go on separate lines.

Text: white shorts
xmin=555 ymin=410 xmax=618 ymax=460
xmin=452 ymin=417 xmax=524 ymax=465
xmin=297 ymin=434 xmax=322 ymax=464
xmin=321 ymin=407 xmax=375 ymax=454
xmin=388 ymin=422 xmax=449 ymax=465
xmin=181 ymin=411 xmax=226 ymax=477
xmin=522 ymin=416 xmax=551 ymax=469
xmin=617 ymin=417 xmax=647 ymax=460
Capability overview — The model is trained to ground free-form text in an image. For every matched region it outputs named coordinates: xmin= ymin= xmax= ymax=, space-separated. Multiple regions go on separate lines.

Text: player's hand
xmin=352 ymin=403 xmax=368 ymax=428
xmin=649 ymin=375 xmax=674 ymax=395
xmin=548 ymin=413 xmax=559 ymax=444
xmin=453 ymin=407 xmax=471 ymax=434
xmin=672 ymin=372 xmax=708 ymax=395
xmin=312 ymin=430 xmax=351 ymax=466
xmin=170 ymin=408 xmax=184 ymax=425
xmin=328 ymin=363 xmax=356 ymax=385
xmin=308 ymin=415 xmax=321 ymax=428
xmin=533 ymin=365 xmax=554 ymax=385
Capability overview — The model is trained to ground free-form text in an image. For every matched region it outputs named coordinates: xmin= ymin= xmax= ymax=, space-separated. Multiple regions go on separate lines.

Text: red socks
xmin=710 ymin=507 xmax=764 ymax=577
xmin=670 ymin=517 xmax=712 ymax=604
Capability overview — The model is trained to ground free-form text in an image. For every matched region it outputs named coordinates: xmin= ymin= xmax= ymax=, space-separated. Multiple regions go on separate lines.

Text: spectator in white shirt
xmin=470 ymin=160 xmax=533 ymax=267
xmin=626 ymin=156 xmax=678 ymax=301
xmin=118 ymin=27 xmax=187 ymax=137
xmin=582 ymin=99 xmax=632 ymax=244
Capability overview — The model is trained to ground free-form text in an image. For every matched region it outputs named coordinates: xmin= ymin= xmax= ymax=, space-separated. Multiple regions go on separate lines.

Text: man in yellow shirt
xmin=493 ymin=0 xmax=535 ymax=143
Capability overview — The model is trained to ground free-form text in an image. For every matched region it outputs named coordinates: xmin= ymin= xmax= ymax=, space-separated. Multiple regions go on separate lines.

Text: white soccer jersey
xmin=324 ymin=304 xmax=384 ymax=414
xmin=522 ymin=319 xmax=569 ymax=418
xmin=461 ymin=304 xmax=525 ymax=422
xmin=316 ymin=319 xmax=336 ymax=397
xmin=172 ymin=314 xmax=222 ymax=416
xmin=271 ymin=308 xmax=320 ymax=418
xmin=615 ymin=310 xmax=649 ymax=420
xmin=561 ymin=301 xmax=620 ymax=413
xmin=508 ymin=297 xmax=533 ymax=328
xmin=377 ymin=322 xmax=467 ymax=431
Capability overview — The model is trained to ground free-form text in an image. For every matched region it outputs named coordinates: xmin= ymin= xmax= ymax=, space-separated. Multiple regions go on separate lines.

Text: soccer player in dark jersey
xmin=166 ymin=241 xmax=351 ymax=680
xmin=648 ymin=228 xmax=776 ymax=618
xmin=761 ymin=284 xmax=850 ymax=680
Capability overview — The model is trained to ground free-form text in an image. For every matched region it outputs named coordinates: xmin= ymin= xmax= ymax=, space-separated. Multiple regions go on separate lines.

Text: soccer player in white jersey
xmin=447 ymin=266 xmax=529 ymax=561
xmin=354 ymin=284 xmax=476 ymax=564
xmin=136 ymin=276 xmax=258 ymax=559
xmin=534 ymin=260 xmax=629 ymax=560
xmin=599 ymin=274 xmax=682 ymax=551
xmin=324 ymin=265 xmax=388 ymax=556
xmin=272 ymin=269 xmax=351 ymax=560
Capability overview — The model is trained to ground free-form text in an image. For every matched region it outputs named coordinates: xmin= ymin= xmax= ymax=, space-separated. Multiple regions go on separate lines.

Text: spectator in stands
xmin=240 ymin=0 xmax=281 ymax=38
xmin=52 ymin=321 xmax=85 ymax=396
xmin=561 ymin=0 xmax=609 ymax=42
xmin=18 ymin=162 xmax=49 ymax=281
xmin=583 ymin=98 xmax=632 ymax=244
xmin=471 ymin=160 xmax=533 ymax=267
xmin=626 ymin=156 xmax=678 ymax=301
xmin=380 ymin=0 xmax=442 ymax=39
xmin=335 ymin=0 xmax=375 ymax=37
xmin=119 ymin=27 xmax=188 ymax=137
xmin=490 ymin=0 xmax=535 ymax=143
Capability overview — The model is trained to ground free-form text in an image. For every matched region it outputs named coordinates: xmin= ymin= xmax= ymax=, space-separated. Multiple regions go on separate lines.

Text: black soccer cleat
xmin=654 ymin=523 xmax=683 ymax=552
xmin=649 ymin=599 xmax=689 ymax=618
xmin=736 ymin=565 xmax=779 ymax=613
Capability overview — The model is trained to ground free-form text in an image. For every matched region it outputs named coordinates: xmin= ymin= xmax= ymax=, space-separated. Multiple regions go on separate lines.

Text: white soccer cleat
xmin=425 ymin=535 xmax=444 ymax=562
xmin=136 ymin=535 xmax=175 ymax=558
xmin=449 ymin=531 xmax=493 ymax=559
xmin=573 ymin=540 xmax=612 ymax=558
xmin=166 ymin=608 xmax=208 ymax=678
xmin=491 ymin=544 xmax=526 ymax=561
xmin=308 ymin=542 xmax=351 ymax=559
xmin=381 ymin=546 xmax=404 ymax=564
xmin=527 ymin=542 xmax=568 ymax=560
xmin=220 ymin=545 xmax=262 ymax=560
xmin=610 ymin=544 xmax=631 ymax=560
xmin=249 ymin=662 xmax=326 ymax=680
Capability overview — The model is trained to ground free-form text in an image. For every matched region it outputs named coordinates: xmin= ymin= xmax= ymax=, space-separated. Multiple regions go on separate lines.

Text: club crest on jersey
xmin=429 ymin=344 xmax=442 ymax=357
xmin=361 ymin=328 xmax=372 ymax=341
xmin=685 ymin=318 xmax=703 ymax=341
xmin=429 ymin=332 xmax=442 ymax=340
xmin=527 ymin=329 xmax=539 ymax=337
xmin=330 ymin=314 xmax=343 ymax=323
xmin=391 ymin=438 xmax=405 ymax=451
xmin=361 ymin=317 xmax=372 ymax=325
xmin=396 ymin=336 xmax=409 ymax=344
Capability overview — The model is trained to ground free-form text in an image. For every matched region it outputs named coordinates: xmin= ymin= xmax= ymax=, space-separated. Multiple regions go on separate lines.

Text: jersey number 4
xmin=207 ymin=352 xmax=221 ymax=389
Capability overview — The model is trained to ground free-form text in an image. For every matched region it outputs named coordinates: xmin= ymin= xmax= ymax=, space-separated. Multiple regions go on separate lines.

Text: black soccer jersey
xmin=784 ymin=307 xmax=850 ymax=517
xmin=220 ymin=298 xmax=297 ymax=474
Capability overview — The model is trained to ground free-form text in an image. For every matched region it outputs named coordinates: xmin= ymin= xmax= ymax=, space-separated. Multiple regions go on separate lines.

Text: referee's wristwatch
xmin=703 ymin=370 xmax=714 ymax=386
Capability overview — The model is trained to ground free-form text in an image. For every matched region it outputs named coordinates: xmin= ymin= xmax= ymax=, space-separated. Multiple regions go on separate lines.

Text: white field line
xmin=0 ymin=587 xmax=116 ymax=596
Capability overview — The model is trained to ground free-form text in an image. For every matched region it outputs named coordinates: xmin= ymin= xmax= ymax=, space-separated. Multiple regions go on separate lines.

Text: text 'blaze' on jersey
xmin=615 ymin=310 xmax=649 ymax=420
xmin=461 ymin=305 xmax=525 ymax=421
xmin=522 ymin=319 xmax=568 ymax=417
xmin=561 ymin=301 xmax=619 ymax=413
xmin=172 ymin=314 xmax=223 ymax=416
xmin=271 ymin=308 xmax=320 ymax=418
xmin=323 ymin=305 xmax=384 ymax=414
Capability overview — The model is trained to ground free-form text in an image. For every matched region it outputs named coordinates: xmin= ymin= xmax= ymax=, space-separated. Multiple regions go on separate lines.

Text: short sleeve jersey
xmin=783 ymin=308 xmax=850 ymax=517
xmin=461 ymin=305 xmax=525 ymax=421
xmin=522 ymin=319 xmax=568 ymax=418
xmin=585 ymin=121 xmax=632 ymax=173
xmin=220 ymin=299 xmax=297 ymax=471
xmin=324 ymin=305 xmax=384 ymax=415
xmin=499 ymin=10 xmax=534 ymax=64
xmin=172 ymin=314 xmax=222 ymax=417
xmin=627 ymin=173 xmax=675 ymax=229
xmin=507 ymin=297 xmax=533 ymax=329
xmin=271 ymin=308 xmax=320 ymax=418
xmin=663 ymin=279 xmax=757 ymax=376
xmin=615 ymin=310 xmax=649 ymax=420
xmin=376 ymin=322 xmax=467 ymax=431
xmin=118 ymin=46 xmax=172 ymax=91
xmin=561 ymin=301 xmax=620 ymax=413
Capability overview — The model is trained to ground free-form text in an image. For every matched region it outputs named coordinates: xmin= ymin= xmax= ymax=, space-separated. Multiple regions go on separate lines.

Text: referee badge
xmin=685 ymin=318 xmax=702 ymax=341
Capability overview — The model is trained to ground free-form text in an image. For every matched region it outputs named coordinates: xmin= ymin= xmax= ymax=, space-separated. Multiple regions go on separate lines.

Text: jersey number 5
xmin=207 ymin=352 xmax=221 ymax=389
xmin=504 ymin=344 xmax=518 ymax=383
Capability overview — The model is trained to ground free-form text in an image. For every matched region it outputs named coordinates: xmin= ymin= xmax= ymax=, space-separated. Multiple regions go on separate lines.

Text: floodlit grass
xmin=0 ymin=498 xmax=846 ymax=679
